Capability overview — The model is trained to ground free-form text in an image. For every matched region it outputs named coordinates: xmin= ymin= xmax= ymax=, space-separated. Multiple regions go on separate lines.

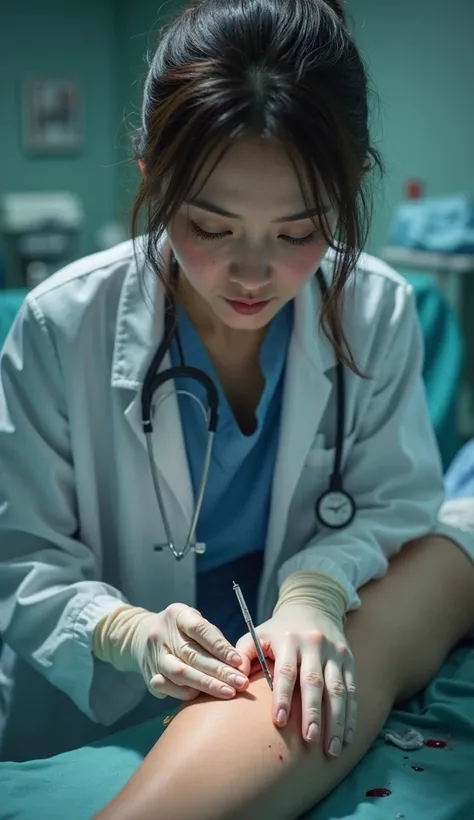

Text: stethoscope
xmin=141 ymin=257 xmax=356 ymax=561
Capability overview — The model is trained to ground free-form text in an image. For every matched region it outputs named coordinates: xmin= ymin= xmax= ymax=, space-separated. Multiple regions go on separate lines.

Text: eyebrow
xmin=185 ymin=198 xmax=332 ymax=222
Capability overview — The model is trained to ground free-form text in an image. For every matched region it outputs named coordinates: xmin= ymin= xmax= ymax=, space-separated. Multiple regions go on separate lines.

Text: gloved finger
xmin=235 ymin=630 xmax=272 ymax=670
xmin=323 ymin=657 xmax=347 ymax=758
xmin=213 ymin=628 xmax=252 ymax=676
xmin=179 ymin=638 xmax=249 ymax=691
xmin=235 ymin=631 xmax=256 ymax=661
xmin=299 ymin=647 xmax=324 ymax=744
xmin=148 ymin=672 xmax=201 ymax=701
xmin=178 ymin=607 xmax=244 ymax=668
xmin=342 ymin=662 xmax=357 ymax=745
xmin=162 ymin=653 xmax=239 ymax=700
xmin=272 ymin=639 xmax=298 ymax=730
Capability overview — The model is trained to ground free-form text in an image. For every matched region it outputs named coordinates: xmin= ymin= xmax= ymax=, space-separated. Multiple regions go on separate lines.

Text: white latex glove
xmin=93 ymin=603 xmax=250 ymax=701
xmin=236 ymin=573 xmax=356 ymax=757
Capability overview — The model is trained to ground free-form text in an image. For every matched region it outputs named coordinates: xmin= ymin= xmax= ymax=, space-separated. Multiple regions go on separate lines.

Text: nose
xmin=228 ymin=245 xmax=272 ymax=292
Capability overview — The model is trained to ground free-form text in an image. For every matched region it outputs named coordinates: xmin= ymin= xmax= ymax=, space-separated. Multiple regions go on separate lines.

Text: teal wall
xmin=0 ymin=0 xmax=119 ymax=275
xmin=349 ymin=0 xmax=474 ymax=432
xmin=350 ymin=0 xmax=474 ymax=255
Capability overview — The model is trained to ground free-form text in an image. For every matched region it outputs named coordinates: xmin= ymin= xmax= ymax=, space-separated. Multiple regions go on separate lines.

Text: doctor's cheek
xmin=168 ymin=227 xmax=219 ymax=276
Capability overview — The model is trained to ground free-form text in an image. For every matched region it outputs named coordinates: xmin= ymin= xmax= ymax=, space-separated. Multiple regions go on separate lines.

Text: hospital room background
xmin=1 ymin=1 xmax=474 ymax=819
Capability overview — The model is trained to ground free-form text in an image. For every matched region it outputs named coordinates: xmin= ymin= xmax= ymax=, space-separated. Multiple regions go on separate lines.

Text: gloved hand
xmin=236 ymin=572 xmax=356 ymax=757
xmin=93 ymin=603 xmax=250 ymax=701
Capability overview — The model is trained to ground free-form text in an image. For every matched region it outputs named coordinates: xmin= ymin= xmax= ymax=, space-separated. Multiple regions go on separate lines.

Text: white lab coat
xmin=0 ymin=237 xmax=472 ymax=759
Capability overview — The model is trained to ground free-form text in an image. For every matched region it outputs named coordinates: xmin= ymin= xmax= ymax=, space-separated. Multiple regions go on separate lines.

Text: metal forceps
xmin=233 ymin=582 xmax=273 ymax=691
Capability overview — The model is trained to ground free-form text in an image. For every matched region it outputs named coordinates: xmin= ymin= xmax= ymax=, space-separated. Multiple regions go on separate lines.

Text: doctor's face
xmin=166 ymin=137 xmax=337 ymax=331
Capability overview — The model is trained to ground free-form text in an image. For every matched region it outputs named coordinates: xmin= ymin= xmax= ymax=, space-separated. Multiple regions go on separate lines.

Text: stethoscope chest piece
xmin=315 ymin=488 xmax=356 ymax=529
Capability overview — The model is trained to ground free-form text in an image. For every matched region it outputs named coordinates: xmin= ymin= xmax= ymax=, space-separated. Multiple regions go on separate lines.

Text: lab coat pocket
xmin=305 ymin=431 xmax=357 ymax=472
xmin=284 ymin=432 xmax=358 ymax=553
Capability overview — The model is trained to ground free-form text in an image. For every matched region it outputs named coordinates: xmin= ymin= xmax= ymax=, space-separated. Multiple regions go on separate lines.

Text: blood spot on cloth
xmin=365 ymin=788 xmax=392 ymax=798
xmin=424 ymin=739 xmax=447 ymax=749
xmin=411 ymin=766 xmax=424 ymax=772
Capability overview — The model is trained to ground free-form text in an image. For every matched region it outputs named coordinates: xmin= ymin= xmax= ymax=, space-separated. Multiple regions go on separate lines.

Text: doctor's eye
xmin=279 ymin=229 xmax=323 ymax=246
xmin=190 ymin=223 xmax=231 ymax=241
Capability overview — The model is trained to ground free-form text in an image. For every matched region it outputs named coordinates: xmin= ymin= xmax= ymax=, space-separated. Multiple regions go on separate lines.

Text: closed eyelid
xmin=192 ymin=208 xmax=229 ymax=222
xmin=189 ymin=217 xmax=228 ymax=233
xmin=280 ymin=222 xmax=324 ymax=238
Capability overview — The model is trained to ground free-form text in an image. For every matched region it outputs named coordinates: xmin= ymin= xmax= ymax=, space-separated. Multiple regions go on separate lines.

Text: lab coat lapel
xmin=123 ymin=383 xmax=194 ymax=524
xmin=265 ymin=272 xmax=335 ymax=565
xmin=111 ymin=244 xmax=194 ymax=523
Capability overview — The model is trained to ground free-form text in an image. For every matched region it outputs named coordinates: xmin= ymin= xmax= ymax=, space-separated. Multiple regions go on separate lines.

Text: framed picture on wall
xmin=22 ymin=77 xmax=82 ymax=155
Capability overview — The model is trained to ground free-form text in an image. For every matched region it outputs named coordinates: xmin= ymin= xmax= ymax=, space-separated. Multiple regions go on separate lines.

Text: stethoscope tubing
xmin=141 ymin=260 xmax=353 ymax=559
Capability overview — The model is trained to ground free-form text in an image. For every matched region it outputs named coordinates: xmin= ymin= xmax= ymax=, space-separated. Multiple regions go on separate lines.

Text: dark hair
xmin=131 ymin=0 xmax=383 ymax=374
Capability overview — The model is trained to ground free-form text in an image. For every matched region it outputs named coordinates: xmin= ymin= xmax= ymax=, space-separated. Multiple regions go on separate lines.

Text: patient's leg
xmin=94 ymin=536 xmax=474 ymax=820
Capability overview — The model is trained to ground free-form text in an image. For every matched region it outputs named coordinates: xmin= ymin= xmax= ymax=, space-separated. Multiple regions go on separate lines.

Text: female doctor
xmin=1 ymin=0 xmax=474 ymax=795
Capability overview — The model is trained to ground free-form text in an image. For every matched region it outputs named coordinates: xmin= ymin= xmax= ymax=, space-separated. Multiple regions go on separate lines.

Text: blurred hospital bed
xmin=0 ymin=274 xmax=473 ymax=819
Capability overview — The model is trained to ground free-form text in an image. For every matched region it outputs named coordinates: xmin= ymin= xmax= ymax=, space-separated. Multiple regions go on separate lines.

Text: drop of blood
xmin=424 ymin=739 xmax=447 ymax=749
xmin=366 ymin=788 xmax=392 ymax=798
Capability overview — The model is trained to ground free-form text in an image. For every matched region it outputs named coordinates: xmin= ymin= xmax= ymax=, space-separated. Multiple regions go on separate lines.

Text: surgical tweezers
xmin=232 ymin=581 xmax=273 ymax=691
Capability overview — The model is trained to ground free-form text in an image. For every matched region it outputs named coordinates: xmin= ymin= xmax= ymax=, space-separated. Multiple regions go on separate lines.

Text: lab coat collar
xmin=111 ymin=235 xmax=196 ymax=525
xmin=292 ymin=248 xmax=339 ymax=375
xmin=111 ymin=236 xmax=165 ymax=391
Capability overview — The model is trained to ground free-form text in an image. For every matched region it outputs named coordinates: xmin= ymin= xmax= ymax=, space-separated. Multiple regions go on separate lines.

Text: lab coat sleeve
xmin=277 ymin=286 xmax=474 ymax=611
xmin=0 ymin=297 xmax=146 ymax=725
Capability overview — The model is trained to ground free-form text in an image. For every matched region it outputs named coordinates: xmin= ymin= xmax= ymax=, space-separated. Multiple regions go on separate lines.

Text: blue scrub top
xmin=170 ymin=301 xmax=293 ymax=643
